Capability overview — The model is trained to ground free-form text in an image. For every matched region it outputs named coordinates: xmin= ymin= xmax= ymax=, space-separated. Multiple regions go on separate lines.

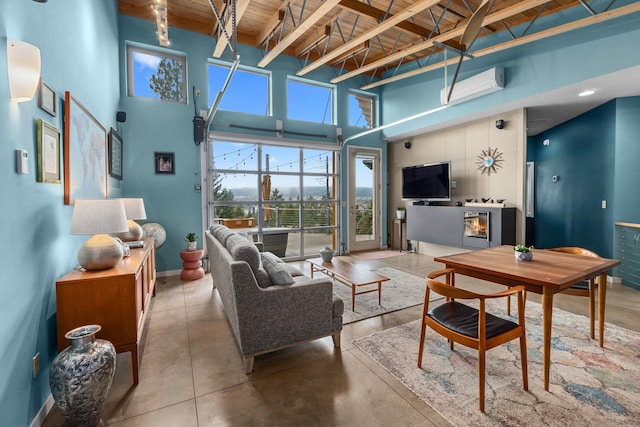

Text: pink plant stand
xmin=179 ymin=250 xmax=205 ymax=281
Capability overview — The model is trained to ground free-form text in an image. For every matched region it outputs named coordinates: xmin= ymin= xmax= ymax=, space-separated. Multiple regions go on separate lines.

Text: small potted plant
xmin=396 ymin=206 xmax=406 ymax=220
xmin=185 ymin=232 xmax=198 ymax=251
xmin=514 ymin=244 xmax=534 ymax=261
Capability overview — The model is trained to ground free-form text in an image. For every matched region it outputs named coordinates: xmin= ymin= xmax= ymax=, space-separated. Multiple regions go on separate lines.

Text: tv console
xmin=406 ymin=205 xmax=515 ymax=249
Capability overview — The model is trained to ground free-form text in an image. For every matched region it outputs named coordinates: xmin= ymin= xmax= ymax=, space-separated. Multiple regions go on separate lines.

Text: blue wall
xmin=530 ymin=97 xmax=640 ymax=258
xmin=531 ymin=102 xmax=617 ymax=256
xmin=117 ymin=15 xmax=386 ymax=271
xmin=0 ymin=1 xmax=120 ymax=425
xmin=613 ymin=97 xmax=640 ymax=223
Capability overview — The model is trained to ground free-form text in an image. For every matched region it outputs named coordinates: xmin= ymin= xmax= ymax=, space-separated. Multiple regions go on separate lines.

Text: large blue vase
xmin=49 ymin=325 xmax=116 ymax=427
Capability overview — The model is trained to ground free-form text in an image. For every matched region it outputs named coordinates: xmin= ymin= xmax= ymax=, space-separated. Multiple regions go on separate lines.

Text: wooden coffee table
xmin=307 ymin=257 xmax=390 ymax=311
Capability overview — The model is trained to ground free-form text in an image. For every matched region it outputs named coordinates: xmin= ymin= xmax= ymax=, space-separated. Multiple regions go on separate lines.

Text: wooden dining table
xmin=434 ymin=245 xmax=620 ymax=391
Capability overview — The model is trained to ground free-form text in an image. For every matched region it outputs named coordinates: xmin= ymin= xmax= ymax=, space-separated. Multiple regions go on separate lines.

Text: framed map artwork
xmin=64 ymin=91 xmax=107 ymax=204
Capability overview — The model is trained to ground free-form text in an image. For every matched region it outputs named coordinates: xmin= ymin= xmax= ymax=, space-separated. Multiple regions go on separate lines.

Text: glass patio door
xmin=347 ymin=147 xmax=381 ymax=252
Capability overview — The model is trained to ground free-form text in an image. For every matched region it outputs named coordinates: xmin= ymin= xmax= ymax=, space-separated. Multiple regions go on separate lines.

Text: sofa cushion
xmin=209 ymin=224 xmax=224 ymax=234
xmin=227 ymin=235 xmax=261 ymax=272
xmin=214 ymin=227 xmax=236 ymax=246
xmin=254 ymin=268 xmax=273 ymax=288
xmin=261 ymin=252 xmax=295 ymax=285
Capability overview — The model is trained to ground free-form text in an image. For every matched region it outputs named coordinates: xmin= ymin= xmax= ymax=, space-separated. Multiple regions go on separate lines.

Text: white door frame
xmin=347 ymin=146 xmax=382 ymax=253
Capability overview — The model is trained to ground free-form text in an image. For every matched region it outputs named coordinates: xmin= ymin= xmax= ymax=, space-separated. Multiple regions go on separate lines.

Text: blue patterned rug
xmin=354 ymin=300 xmax=640 ymax=426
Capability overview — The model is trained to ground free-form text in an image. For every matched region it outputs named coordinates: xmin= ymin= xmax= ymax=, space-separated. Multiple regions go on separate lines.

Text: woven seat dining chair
xmin=418 ymin=269 xmax=529 ymax=412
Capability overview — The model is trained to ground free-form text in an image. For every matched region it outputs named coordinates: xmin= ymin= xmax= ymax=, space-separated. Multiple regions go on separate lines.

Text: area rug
xmin=354 ymin=300 xmax=640 ymax=426
xmin=350 ymin=250 xmax=406 ymax=260
xmin=326 ymin=267 xmax=439 ymax=324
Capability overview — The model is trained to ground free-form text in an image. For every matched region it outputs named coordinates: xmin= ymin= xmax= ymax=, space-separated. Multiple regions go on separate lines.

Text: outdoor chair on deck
xmin=418 ymin=269 xmax=528 ymax=412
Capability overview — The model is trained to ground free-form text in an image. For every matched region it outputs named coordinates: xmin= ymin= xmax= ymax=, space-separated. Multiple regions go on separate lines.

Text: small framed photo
xmin=36 ymin=119 xmax=61 ymax=184
xmin=108 ymin=128 xmax=123 ymax=180
xmin=38 ymin=80 xmax=56 ymax=117
xmin=155 ymin=152 xmax=175 ymax=174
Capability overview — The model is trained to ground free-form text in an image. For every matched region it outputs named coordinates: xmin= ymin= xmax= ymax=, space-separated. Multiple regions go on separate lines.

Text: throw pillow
xmin=261 ymin=252 xmax=295 ymax=285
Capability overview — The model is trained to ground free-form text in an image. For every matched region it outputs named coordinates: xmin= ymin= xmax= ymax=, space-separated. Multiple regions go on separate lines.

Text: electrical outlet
xmin=33 ymin=353 xmax=40 ymax=378
xmin=195 ymin=88 xmax=201 ymax=96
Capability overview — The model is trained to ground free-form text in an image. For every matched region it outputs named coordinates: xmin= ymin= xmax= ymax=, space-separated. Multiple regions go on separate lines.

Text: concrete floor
xmin=42 ymin=253 xmax=640 ymax=426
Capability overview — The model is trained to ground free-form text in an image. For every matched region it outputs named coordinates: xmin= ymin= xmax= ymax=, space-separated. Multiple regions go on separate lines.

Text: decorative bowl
xmin=496 ymin=199 xmax=505 ymax=203
xmin=515 ymin=251 xmax=533 ymax=261
xmin=465 ymin=198 xmax=473 ymax=203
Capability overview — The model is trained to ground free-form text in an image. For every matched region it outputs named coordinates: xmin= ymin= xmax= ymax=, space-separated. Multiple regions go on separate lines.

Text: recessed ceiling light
xmin=578 ymin=89 xmax=596 ymax=97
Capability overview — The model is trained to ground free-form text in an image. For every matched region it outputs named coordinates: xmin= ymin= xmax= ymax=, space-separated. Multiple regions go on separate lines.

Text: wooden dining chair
xmin=549 ymin=247 xmax=601 ymax=339
xmin=507 ymin=246 xmax=601 ymax=340
xmin=419 ymin=269 xmax=528 ymax=412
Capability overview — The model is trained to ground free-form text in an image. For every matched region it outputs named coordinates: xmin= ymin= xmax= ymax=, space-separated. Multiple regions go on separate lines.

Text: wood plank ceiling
xmin=119 ymin=0 xmax=640 ymax=89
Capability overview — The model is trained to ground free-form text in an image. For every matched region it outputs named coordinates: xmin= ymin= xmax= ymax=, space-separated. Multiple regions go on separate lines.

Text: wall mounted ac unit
xmin=440 ymin=67 xmax=505 ymax=105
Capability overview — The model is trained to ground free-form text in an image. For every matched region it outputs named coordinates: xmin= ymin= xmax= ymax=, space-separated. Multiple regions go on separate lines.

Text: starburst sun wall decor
xmin=476 ymin=147 xmax=504 ymax=175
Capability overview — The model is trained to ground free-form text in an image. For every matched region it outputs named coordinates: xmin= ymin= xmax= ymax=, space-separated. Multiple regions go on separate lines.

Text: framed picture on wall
xmin=108 ymin=128 xmax=123 ymax=180
xmin=155 ymin=152 xmax=174 ymax=174
xmin=63 ymin=91 xmax=107 ymax=204
xmin=36 ymin=119 xmax=61 ymax=184
xmin=38 ymin=80 xmax=56 ymax=117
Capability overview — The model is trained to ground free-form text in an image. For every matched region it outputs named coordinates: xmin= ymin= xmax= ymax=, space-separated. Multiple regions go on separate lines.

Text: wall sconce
xmin=7 ymin=38 xmax=41 ymax=102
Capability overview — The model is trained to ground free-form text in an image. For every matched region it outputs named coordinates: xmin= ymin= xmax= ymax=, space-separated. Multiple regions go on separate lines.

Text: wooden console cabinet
xmin=55 ymin=238 xmax=156 ymax=385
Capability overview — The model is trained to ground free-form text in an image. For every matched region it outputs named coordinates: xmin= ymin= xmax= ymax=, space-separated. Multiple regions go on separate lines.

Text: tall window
xmin=208 ymin=62 xmax=270 ymax=115
xmin=126 ymin=45 xmax=186 ymax=103
xmin=349 ymin=91 xmax=377 ymax=128
xmin=208 ymin=139 xmax=339 ymax=259
xmin=287 ymin=78 xmax=335 ymax=125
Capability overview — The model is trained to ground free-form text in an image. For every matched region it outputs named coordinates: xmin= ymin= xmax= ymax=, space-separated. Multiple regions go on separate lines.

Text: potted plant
xmin=514 ymin=244 xmax=534 ymax=261
xmin=185 ymin=232 xmax=198 ymax=251
xmin=396 ymin=206 xmax=406 ymax=220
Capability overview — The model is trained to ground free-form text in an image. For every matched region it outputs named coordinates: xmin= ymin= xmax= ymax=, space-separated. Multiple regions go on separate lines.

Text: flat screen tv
xmin=402 ymin=161 xmax=451 ymax=201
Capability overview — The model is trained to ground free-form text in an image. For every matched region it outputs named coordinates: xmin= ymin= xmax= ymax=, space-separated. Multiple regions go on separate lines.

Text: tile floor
xmin=43 ymin=253 xmax=640 ymax=426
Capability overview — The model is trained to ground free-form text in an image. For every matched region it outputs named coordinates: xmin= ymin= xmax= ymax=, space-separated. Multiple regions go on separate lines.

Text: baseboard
xmin=29 ymin=394 xmax=54 ymax=427
xmin=157 ymin=269 xmax=181 ymax=277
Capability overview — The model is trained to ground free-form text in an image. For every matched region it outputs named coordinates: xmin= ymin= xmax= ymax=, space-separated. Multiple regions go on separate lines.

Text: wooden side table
xmin=180 ymin=250 xmax=205 ymax=280
xmin=390 ymin=218 xmax=405 ymax=251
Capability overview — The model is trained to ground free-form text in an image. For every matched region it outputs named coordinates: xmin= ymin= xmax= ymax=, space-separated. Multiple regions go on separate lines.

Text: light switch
xmin=602 ymin=200 xmax=607 ymax=209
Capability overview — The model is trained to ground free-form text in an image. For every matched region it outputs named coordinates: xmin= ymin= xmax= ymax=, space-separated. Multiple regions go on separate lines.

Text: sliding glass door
xmin=207 ymin=138 xmax=339 ymax=259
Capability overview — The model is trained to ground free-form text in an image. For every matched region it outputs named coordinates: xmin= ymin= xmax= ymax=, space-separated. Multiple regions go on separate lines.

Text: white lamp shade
xmin=120 ymin=198 xmax=147 ymax=220
xmin=7 ymin=39 xmax=41 ymax=102
xmin=70 ymin=199 xmax=128 ymax=235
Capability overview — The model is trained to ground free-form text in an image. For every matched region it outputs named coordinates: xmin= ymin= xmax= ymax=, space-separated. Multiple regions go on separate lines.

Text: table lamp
xmin=70 ymin=199 xmax=128 ymax=271
xmin=112 ymin=198 xmax=147 ymax=242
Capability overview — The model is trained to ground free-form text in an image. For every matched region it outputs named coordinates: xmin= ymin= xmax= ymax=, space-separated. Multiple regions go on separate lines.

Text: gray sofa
xmin=205 ymin=224 xmax=343 ymax=373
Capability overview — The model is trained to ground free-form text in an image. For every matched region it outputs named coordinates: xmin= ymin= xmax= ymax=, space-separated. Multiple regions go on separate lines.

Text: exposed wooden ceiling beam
xmin=331 ymin=0 xmax=552 ymax=84
xmin=295 ymin=25 xmax=332 ymax=56
xmin=330 ymin=40 xmax=369 ymax=65
xmin=212 ymin=0 xmax=252 ymax=57
xmin=338 ymin=0 xmax=429 ymax=37
xmin=361 ymin=1 xmax=640 ymax=90
xmin=258 ymin=0 xmax=343 ymax=68
xmin=296 ymin=0 xmax=442 ymax=76
xmin=256 ymin=0 xmax=295 ymax=47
